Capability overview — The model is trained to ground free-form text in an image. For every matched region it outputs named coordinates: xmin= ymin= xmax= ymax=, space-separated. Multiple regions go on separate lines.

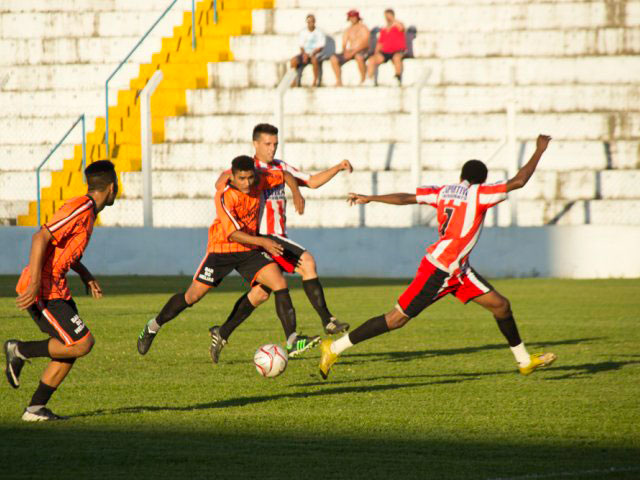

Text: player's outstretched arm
xmin=214 ymin=170 xmax=231 ymax=191
xmin=71 ymin=260 xmax=103 ymax=299
xmin=347 ymin=192 xmax=417 ymax=205
xmin=306 ymin=160 xmax=353 ymax=189
xmin=283 ymin=171 xmax=305 ymax=214
xmin=16 ymin=227 xmax=52 ymax=309
xmin=229 ymin=231 xmax=284 ymax=258
xmin=506 ymin=134 xmax=551 ymax=192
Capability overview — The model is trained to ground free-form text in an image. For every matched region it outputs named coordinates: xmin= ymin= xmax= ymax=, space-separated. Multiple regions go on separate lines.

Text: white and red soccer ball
xmin=253 ymin=344 xmax=288 ymax=378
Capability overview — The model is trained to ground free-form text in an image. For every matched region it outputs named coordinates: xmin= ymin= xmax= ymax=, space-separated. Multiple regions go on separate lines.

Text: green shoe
xmin=287 ymin=334 xmax=321 ymax=358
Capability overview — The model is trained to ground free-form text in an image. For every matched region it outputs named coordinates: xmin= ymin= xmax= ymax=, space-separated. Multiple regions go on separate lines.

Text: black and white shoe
xmin=137 ymin=321 xmax=157 ymax=355
xmin=287 ymin=334 xmax=321 ymax=357
xmin=209 ymin=326 xmax=227 ymax=364
xmin=22 ymin=407 xmax=67 ymax=422
xmin=4 ymin=340 xmax=25 ymax=389
xmin=324 ymin=318 xmax=350 ymax=335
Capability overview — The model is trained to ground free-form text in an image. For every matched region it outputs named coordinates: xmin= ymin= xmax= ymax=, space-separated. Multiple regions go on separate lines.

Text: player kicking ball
xmin=319 ymin=135 xmax=557 ymax=379
xmin=5 ymin=160 xmax=118 ymax=421
xmin=215 ymin=124 xmax=353 ymax=344
xmin=138 ymin=156 xmax=320 ymax=361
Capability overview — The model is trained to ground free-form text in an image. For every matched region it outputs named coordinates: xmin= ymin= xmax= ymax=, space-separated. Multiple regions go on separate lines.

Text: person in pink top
xmin=366 ymin=9 xmax=407 ymax=86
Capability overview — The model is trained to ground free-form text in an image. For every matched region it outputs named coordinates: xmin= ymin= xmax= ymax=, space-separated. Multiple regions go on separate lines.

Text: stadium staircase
xmin=1 ymin=0 xmax=639 ymax=227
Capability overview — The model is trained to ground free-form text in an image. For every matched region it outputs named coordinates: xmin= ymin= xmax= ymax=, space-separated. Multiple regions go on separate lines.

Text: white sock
xmin=510 ymin=342 xmax=531 ymax=367
xmin=26 ymin=405 xmax=44 ymax=413
xmin=330 ymin=335 xmax=353 ymax=355
xmin=147 ymin=318 xmax=160 ymax=334
xmin=286 ymin=332 xmax=298 ymax=348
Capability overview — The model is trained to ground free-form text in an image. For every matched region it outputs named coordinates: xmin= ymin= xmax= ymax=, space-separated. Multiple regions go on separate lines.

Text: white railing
xmin=411 ymin=67 xmax=432 ymax=226
xmin=275 ymin=70 xmax=297 ymax=160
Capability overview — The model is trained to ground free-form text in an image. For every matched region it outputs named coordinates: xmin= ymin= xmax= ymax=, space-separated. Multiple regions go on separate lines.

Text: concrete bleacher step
xmin=274 ymin=0 xmax=639 ymax=9
xmin=0 ymin=200 xmax=29 ymax=224
xmin=251 ymin=3 xmax=640 ymax=35
xmin=187 ymin=85 xmax=640 ymax=115
xmin=165 ymin=112 xmax=640 ymax=143
xmin=0 ymin=0 xmax=177 ymax=12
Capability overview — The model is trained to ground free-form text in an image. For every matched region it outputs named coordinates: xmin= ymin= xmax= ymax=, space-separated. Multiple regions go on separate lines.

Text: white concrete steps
xmin=0 ymin=0 xmax=179 ymax=12
xmin=0 ymin=200 xmax=29 ymax=224
xmin=207 ymin=56 xmax=640 ymax=88
xmin=165 ymin=112 xmax=640 ymax=143
xmin=188 ymin=85 xmax=640 ymax=115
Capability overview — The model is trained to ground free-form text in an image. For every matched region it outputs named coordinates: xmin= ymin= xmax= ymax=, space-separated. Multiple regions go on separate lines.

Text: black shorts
xmin=27 ymin=298 xmax=90 ymax=346
xmin=193 ymin=250 xmax=275 ymax=287
xmin=381 ymin=51 xmax=405 ymax=62
xmin=334 ymin=50 xmax=367 ymax=65
xmin=264 ymin=234 xmax=306 ymax=274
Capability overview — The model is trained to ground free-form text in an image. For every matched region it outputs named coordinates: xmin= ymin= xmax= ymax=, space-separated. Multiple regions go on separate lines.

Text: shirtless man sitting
xmin=329 ymin=9 xmax=370 ymax=86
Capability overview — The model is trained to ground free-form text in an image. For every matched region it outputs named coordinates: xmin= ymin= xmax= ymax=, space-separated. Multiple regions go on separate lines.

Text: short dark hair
xmin=384 ymin=8 xmax=395 ymax=15
xmin=85 ymin=160 xmax=116 ymax=191
xmin=460 ymin=160 xmax=488 ymax=185
xmin=252 ymin=123 xmax=278 ymax=141
xmin=231 ymin=155 xmax=255 ymax=173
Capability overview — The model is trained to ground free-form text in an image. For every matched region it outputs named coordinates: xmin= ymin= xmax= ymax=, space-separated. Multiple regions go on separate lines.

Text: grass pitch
xmin=0 ymin=275 xmax=639 ymax=480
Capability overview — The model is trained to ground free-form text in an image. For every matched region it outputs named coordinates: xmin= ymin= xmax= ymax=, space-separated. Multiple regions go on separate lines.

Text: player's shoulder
xmin=56 ymin=195 xmax=95 ymax=217
xmin=477 ymin=180 xmax=508 ymax=192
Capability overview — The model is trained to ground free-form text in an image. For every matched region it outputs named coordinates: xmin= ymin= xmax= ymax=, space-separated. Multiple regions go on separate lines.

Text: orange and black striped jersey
xmin=16 ymin=195 xmax=97 ymax=300
xmin=207 ymin=171 xmax=284 ymax=253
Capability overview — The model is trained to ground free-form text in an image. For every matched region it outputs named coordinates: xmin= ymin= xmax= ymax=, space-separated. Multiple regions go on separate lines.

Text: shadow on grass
xmin=71 ymin=378 xmax=478 ymax=418
xmin=337 ymin=337 xmax=605 ymax=366
xmin=544 ymin=360 xmax=640 ymax=380
xmin=0 ymin=424 xmax=637 ymax=480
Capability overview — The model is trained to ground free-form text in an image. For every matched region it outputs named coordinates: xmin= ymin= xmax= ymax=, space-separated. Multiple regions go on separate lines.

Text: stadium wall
xmin=1 ymin=226 xmax=639 ymax=279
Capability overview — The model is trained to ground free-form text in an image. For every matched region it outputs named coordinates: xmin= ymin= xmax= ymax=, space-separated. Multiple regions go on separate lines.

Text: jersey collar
xmin=85 ymin=194 xmax=98 ymax=216
xmin=460 ymin=180 xmax=471 ymax=188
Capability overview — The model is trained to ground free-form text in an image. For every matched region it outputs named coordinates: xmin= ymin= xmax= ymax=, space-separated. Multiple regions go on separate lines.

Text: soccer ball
xmin=254 ymin=344 xmax=288 ymax=378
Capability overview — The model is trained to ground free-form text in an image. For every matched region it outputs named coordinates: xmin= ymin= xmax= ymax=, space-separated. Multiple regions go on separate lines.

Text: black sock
xmin=156 ymin=293 xmax=190 ymax=326
xmin=17 ymin=340 xmax=51 ymax=359
xmin=302 ymin=278 xmax=333 ymax=325
xmin=274 ymin=289 xmax=297 ymax=339
xmin=348 ymin=315 xmax=389 ymax=345
xmin=219 ymin=293 xmax=256 ymax=340
xmin=495 ymin=314 xmax=522 ymax=347
xmin=29 ymin=381 xmax=56 ymax=408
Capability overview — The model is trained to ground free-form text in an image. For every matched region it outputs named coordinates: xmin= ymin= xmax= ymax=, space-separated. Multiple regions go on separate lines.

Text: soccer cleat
xmin=519 ymin=352 xmax=557 ymax=376
xmin=137 ymin=321 xmax=157 ymax=355
xmin=319 ymin=339 xmax=339 ymax=380
xmin=324 ymin=318 xmax=350 ymax=335
xmin=287 ymin=334 xmax=320 ymax=358
xmin=4 ymin=340 xmax=25 ymax=389
xmin=21 ymin=407 xmax=66 ymax=422
xmin=209 ymin=326 xmax=227 ymax=364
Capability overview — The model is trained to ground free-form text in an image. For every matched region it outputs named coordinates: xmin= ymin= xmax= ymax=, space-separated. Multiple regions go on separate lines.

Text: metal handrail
xmin=105 ymin=0 xmax=198 ymax=157
xmin=36 ymin=114 xmax=86 ymax=225
xmin=411 ymin=67 xmax=432 ymax=226
xmin=274 ymin=70 xmax=297 ymax=160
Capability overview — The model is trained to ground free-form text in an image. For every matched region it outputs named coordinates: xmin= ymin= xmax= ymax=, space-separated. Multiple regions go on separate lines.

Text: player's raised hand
xmin=347 ymin=193 xmax=369 ymax=205
xmin=87 ymin=279 xmax=103 ymax=299
xmin=339 ymin=160 xmax=354 ymax=173
xmin=261 ymin=238 xmax=285 ymax=257
xmin=16 ymin=283 xmax=38 ymax=310
xmin=536 ymin=134 xmax=552 ymax=152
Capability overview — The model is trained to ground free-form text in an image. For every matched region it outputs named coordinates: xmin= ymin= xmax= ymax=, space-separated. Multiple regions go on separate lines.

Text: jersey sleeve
xmin=216 ymin=189 xmax=243 ymax=238
xmin=416 ymin=185 xmax=441 ymax=207
xmin=280 ymin=161 xmax=311 ymax=186
xmin=478 ymin=181 xmax=508 ymax=208
xmin=259 ymin=170 xmax=285 ymax=190
xmin=44 ymin=198 xmax=93 ymax=245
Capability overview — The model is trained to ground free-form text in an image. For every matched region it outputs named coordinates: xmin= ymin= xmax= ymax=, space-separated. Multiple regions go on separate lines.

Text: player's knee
xmin=250 ymin=285 xmax=270 ymax=305
xmin=385 ymin=309 xmax=410 ymax=330
xmin=299 ymin=252 xmax=317 ymax=276
xmin=496 ymin=296 xmax=511 ymax=317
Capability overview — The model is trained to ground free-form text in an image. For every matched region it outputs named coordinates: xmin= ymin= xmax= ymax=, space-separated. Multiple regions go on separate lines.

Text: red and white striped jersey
xmin=254 ymin=157 xmax=310 ymax=236
xmin=416 ymin=180 xmax=508 ymax=275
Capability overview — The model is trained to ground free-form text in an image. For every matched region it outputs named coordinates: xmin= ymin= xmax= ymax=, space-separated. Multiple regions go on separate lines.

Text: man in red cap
xmin=329 ymin=9 xmax=370 ymax=86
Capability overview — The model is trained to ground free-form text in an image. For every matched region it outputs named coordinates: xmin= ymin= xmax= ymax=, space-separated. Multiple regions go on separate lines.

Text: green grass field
xmin=0 ymin=275 xmax=639 ymax=480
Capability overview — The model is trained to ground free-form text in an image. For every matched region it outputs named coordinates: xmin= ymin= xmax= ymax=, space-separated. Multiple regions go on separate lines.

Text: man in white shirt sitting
xmin=290 ymin=14 xmax=326 ymax=87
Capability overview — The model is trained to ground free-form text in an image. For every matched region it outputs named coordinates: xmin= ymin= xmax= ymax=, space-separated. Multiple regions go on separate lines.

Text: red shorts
xmin=397 ymin=257 xmax=494 ymax=318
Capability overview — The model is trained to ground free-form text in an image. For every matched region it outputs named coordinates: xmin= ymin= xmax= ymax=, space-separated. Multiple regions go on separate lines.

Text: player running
xmin=319 ymin=135 xmax=557 ymax=379
xmin=214 ymin=123 xmax=354 ymax=350
xmin=137 ymin=156 xmax=319 ymax=361
xmin=4 ymin=160 xmax=118 ymax=421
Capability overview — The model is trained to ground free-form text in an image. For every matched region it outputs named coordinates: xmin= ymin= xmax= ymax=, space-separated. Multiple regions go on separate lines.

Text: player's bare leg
xmin=391 ymin=52 xmax=403 ymax=84
xmin=5 ymin=334 xmax=95 ymax=421
xmin=138 ymin=281 xmax=210 ymax=355
xmin=473 ymin=290 xmax=556 ymax=375
xmin=355 ymin=53 xmax=366 ymax=83
xmin=330 ymin=55 xmax=343 ymax=86
xmin=294 ymin=252 xmax=350 ymax=335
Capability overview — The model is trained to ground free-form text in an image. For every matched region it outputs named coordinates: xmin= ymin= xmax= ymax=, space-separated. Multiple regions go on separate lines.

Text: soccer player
xmin=214 ymin=124 xmax=353 ymax=349
xmin=137 ymin=156 xmax=319 ymax=361
xmin=4 ymin=160 xmax=118 ymax=421
xmin=319 ymin=135 xmax=557 ymax=379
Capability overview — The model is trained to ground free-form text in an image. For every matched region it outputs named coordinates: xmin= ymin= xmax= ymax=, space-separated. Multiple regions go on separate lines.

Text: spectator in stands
xmin=329 ymin=10 xmax=370 ymax=86
xmin=290 ymin=14 xmax=326 ymax=87
xmin=366 ymin=9 xmax=407 ymax=86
